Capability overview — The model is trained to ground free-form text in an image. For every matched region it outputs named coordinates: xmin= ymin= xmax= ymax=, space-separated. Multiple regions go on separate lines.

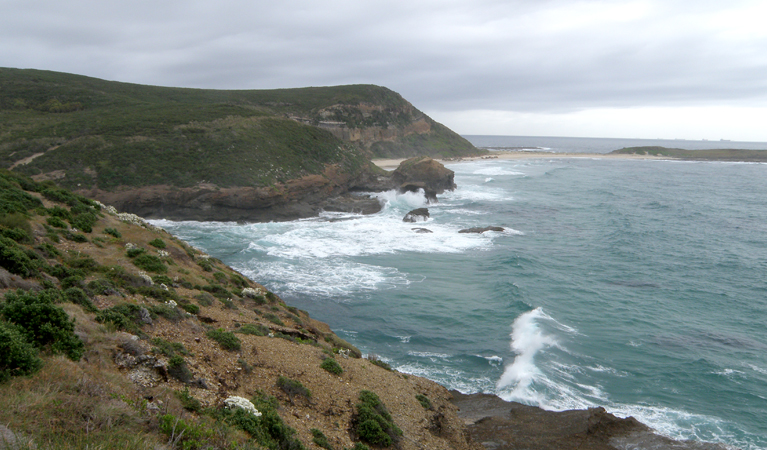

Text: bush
xmin=0 ymin=236 xmax=37 ymax=277
xmin=148 ymin=238 xmax=166 ymax=249
xmin=175 ymin=388 xmax=202 ymax=412
xmin=367 ymin=354 xmax=392 ymax=371
xmin=96 ymin=303 xmax=154 ymax=332
xmin=151 ymin=338 xmax=190 ymax=357
xmin=264 ymin=313 xmax=285 ymax=326
xmin=353 ymin=390 xmax=401 ymax=447
xmin=194 ymin=292 xmax=214 ymax=306
xmin=64 ymin=232 xmax=88 ymax=243
xmin=206 ymin=328 xmax=241 ymax=351
xmin=320 ymin=357 xmax=343 ymax=375
xmin=131 ymin=254 xmax=167 ymax=273
xmin=311 ymin=428 xmax=334 ymax=450
xmin=148 ymin=303 xmax=185 ymax=322
xmin=103 ymin=227 xmax=121 ymax=238
xmin=167 ymin=355 xmax=193 ymax=383
xmin=46 ymin=216 xmax=68 ymax=229
xmin=63 ymin=287 xmax=97 ymax=312
xmin=0 ymin=320 xmax=43 ymax=382
xmin=236 ymin=323 xmax=270 ymax=336
xmin=221 ymin=392 xmax=305 ymax=450
xmin=1 ymin=289 xmax=84 ymax=361
xmin=416 ymin=394 xmax=432 ymax=410
xmin=277 ymin=376 xmax=311 ymax=403
xmin=179 ymin=302 xmax=199 ymax=315
xmin=126 ymin=247 xmax=146 ymax=258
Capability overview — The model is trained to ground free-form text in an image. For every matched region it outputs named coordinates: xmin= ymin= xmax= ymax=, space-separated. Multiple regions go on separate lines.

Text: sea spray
xmin=496 ymin=308 xmax=556 ymax=405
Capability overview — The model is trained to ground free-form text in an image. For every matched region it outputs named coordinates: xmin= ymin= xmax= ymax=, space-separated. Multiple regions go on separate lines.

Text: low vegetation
xmin=611 ymin=146 xmax=767 ymax=161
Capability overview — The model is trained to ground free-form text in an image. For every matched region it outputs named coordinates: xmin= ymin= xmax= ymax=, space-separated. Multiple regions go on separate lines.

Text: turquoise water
xmin=154 ymin=141 xmax=767 ymax=449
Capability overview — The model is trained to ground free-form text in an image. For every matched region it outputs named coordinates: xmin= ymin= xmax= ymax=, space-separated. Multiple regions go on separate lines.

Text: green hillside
xmin=0 ymin=68 xmax=477 ymax=192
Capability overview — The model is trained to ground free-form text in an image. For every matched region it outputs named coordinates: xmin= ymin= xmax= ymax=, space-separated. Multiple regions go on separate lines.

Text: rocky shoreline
xmin=450 ymin=392 xmax=731 ymax=450
xmin=80 ymin=156 xmax=457 ymax=222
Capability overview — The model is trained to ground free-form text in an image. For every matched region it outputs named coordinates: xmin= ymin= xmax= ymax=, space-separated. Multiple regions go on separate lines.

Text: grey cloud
xmin=2 ymin=0 xmax=767 ymax=116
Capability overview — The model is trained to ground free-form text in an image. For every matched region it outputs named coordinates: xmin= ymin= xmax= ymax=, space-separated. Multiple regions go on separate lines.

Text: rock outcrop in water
xmin=403 ymin=208 xmax=430 ymax=222
xmin=458 ymin=226 xmax=505 ymax=234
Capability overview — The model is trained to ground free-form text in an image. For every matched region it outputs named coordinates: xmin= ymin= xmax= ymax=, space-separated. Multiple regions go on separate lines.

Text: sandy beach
xmin=373 ymin=151 xmax=671 ymax=169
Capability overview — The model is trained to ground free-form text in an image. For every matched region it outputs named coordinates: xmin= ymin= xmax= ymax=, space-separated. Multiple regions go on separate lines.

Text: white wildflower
xmin=138 ymin=271 xmax=153 ymax=285
xmin=241 ymin=287 xmax=265 ymax=298
xmin=117 ymin=212 xmax=147 ymax=226
xmin=195 ymin=254 xmax=210 ymax=260
xmin=125 ymin=243 xmax=137 ymax=250
xmin=338 ymin=349 xmax=350 ymax=359
xmin=165 ymin=299 xmax=176 ymax=307
xmin=157 ymin=250 xmax=169 ymax=257
xmin=224 ymin=396 xmax=262 ymax=416
xmin=160 ymin=284 xmax=169 ymax=292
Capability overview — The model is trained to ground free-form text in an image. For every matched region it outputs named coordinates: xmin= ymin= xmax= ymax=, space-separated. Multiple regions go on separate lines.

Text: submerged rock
xmin=411 ymin=228 xmax=433 ymax=234
xmin=458 ymin=226 xmax=505 ymax=234
xmin=403 ymin=208 xmax=430 ymax=222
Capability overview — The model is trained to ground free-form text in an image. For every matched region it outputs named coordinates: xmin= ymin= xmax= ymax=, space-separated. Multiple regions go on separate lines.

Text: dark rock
xmin=138 ymin=307 xmax=153 ymax=325
xmin=403 ymin=208 xmax=430 ymax=223
xmin=450 ymin=391 xmax=729 ymax=450
xmin=458 ymin=226 xmax=505 ymax=234
xmin=412 ymin=228 xmax=433 ymax=234
xmin=391 ymin=156 xmax=456 ymax=195
xmin=321 ymin=194 xmax=383 ymax=215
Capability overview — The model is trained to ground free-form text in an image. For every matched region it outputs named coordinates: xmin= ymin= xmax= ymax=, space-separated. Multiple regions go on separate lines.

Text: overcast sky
xmin=3 ymin=0 xmax=767 ymax=141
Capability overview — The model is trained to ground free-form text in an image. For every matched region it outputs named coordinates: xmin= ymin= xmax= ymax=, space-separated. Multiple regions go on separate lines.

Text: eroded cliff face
xmin=78 ymin=157 xmax=456 ymax=222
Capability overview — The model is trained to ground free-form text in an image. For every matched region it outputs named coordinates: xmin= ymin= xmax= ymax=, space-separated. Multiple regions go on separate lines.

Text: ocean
xmin=152 ymin=136 xmax=767 ymax=450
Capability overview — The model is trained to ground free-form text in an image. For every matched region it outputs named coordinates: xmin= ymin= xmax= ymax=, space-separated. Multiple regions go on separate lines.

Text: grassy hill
xmin=611 ymin=146 xmax=767 ymax=162
xmin=0 ymin=68 xmax=478 ymax=193
xmin=0 ymin=169 xmax=477 ymax=450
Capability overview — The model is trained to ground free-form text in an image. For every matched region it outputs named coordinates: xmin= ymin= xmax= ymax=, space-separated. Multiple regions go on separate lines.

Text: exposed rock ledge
xmin=450 ymin=391 xmax=731 ymax=450
xmin=78 ymin=157 xmax=456 ymax=222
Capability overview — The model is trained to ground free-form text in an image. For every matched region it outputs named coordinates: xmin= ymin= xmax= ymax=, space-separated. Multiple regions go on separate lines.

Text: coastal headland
xmin=0 ymin=68 xmax=743 ymax=449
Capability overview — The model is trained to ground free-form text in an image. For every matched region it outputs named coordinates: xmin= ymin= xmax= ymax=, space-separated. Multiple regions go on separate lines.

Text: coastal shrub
xmin=194 ymin=292 xmax=214 ymax=306
xmin=0 ymin=213 xmax=33 ymax=243
xmin=0 ymin=185 xmax=42 ymax=214
xmin=179 ymin=302 xmax=199 ymax=315
xmin=37 ymin=242 xmax=61 ymax=258
xmin=353 ymin=390 xmax=401 ymax=447
xmin=148 ymin=238 xmax=166 ymax=249
xmin=151 ymin=274 xmax=173 ymax=285
xmin=0 ymin=320 xmax=43 ymax=382
xmin=126 ymin=247 xmax=146 ymax=258
xmin=67 ymin=255 xmax=99 ymax=272
xmin=158 ymin=414 xmax=215 ymax=450
xmin=151 ymin=338 xmax=190 ymax=357
xmin=136 ymin=285 xmax=178 ymax=302
xmin=202 ymin=284 xmax=231 ymax=298
xmin=176 ymin=388 xmax=202 ymax=413
xmin=236 ymin=323 xmax=270 ymax=336
xmin=324 ymin=333 xmax=362 ymax=358
xmin=197 ymin=259 xmax=214 ymax=272
xmin=0 ymin=236 xmax=37 ymax=277
xmin=131 ymin=254 xmax=167 ymax=273
xmin=320 ymin=357 xmax=343 ymax=375
xmin=206 ymin=328 xmax=241 ymax=351
xmin=1 ymin=289 xmax=84 ymax=361
xmin=266 ymin=291 xmax=279 ymax=303
xmin=64 ymin=231 xmax=88 ymax=243
xmin=415 ymin=394 xmax=432 ymax=410
xmin=167 ymin=355 xmax=193 ymax=383
xmin=70 ymin=211 xmax=98 ymax=233
xmin=277 ymin=376 xmax=311 ymax=403
xmin=220 ymin=392 xmax=305 ymax=450
xmin=103 ymin=227 xmax=121 ymax=238
xmin=46 ymin=216 xmax=68 ymax=229
xmin=63 ymin=287 xmax=97 ymax=312
xmin=264 ymin=313 xmax=285 ymax=326
xmin=311 ymin=428 xmax=334 ymax=450
xmin=367 ymin=354 xmax=392 ymax=371
xmin=148 ymin=303 xmax=185 ymax=322
xmin=96 ymin=303 xmax=154 ymax=332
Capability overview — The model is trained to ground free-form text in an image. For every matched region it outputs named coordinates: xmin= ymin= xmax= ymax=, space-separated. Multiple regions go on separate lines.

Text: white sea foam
xmin=472 ymin=167 xmax=524 ymax=176
xmin=238 ymin=260 xmax=411 ymax=297
xmin=407 ymin=351 xmax=451 ymax=359
xmin=484 ymin=177 xmax=494 ymax=183
xmin=496 ymin=308 xmax=556 ymax=403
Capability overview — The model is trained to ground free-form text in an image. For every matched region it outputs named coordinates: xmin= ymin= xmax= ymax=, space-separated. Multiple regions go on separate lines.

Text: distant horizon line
xmin=460 ymin=134 xmax=767 ymax=144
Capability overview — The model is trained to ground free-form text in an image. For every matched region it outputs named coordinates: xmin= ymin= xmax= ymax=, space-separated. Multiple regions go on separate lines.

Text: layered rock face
xmin=83 ymin=157 xmax=456 ymax=222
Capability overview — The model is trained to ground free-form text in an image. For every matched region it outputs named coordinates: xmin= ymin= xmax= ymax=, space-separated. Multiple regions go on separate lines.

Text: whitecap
xmin=496 ymin=308 xmax=557 ymax=402
xmin=407 ymin=351 xmax=452 ymax=359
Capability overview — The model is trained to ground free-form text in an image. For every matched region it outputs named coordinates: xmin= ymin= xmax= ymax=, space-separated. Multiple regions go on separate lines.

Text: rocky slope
xmin=0 ymin=168 xmax=479 ymax=449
